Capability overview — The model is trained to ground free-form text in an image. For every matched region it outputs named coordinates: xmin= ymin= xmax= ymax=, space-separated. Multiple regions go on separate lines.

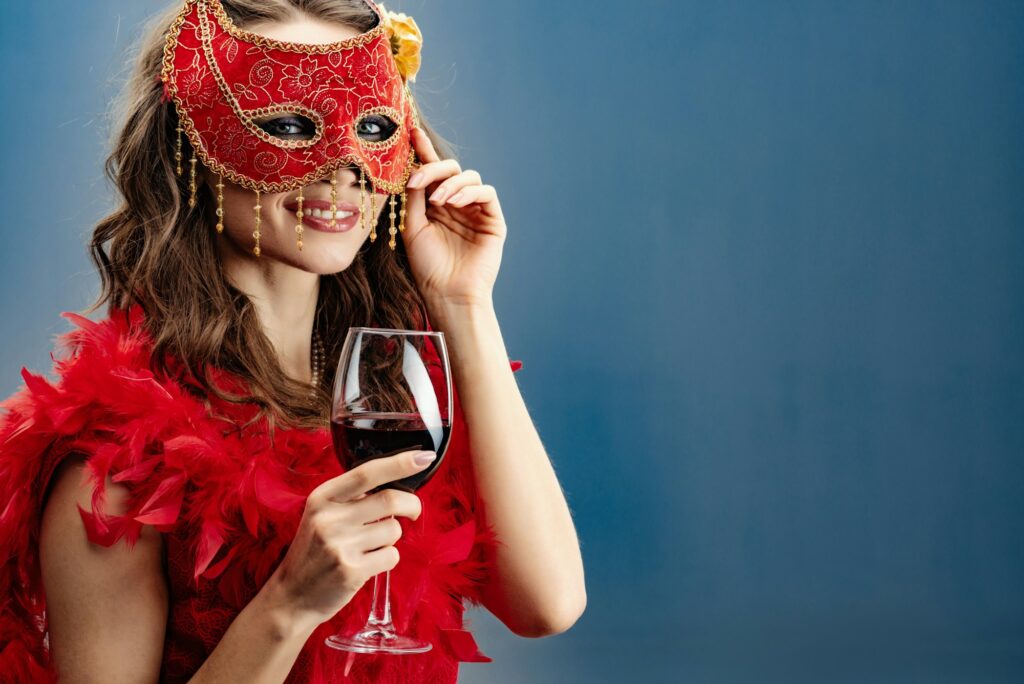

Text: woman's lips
xmin=282 ymin=198 xmax=361 ymax=233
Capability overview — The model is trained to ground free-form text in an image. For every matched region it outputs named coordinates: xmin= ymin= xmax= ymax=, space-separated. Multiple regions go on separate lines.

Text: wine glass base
xmin=325 ymin=628 xmax=433 ymax=655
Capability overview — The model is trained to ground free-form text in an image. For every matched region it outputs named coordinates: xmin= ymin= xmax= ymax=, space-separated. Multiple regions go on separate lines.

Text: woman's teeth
xmin=305 ymin=208 xmax=354 ymax=220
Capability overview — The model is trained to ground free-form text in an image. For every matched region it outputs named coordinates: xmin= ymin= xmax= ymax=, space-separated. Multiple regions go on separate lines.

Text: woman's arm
xmin=430 ymin=300 xmax=587 ymax=638
xmin=40 ymin=456 xmax=169 ymax=681
xmin=185 ymin=579 xmax=320 ymax=684
xmin=40 ymin=457 xmax=322 ymax=683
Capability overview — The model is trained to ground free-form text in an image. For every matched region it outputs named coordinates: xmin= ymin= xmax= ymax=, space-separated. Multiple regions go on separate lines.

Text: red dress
xmin=0 ymin=304 xmax=523 ymax=682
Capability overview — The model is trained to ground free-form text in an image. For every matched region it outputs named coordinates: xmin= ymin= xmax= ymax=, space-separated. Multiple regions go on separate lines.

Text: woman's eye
xmin=257 ymin=114 xmax=316 ymax=140
xmin=356 ymin=114 xmax=398 ymax=142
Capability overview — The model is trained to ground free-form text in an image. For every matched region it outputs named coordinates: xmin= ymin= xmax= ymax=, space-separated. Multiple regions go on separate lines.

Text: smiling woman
xmin=0 ymin=0 xmax=585 ymax=683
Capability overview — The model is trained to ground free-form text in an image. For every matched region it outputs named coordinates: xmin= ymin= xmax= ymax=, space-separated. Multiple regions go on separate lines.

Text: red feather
xmin=240 ymin=464 xmax=261 ymax=536
xmin=136 ymin=472 xmax=186 ymax=523
xmin=110 ymin=454 xmax=162 ymax=484
xmin=194 ymin=519 xmax=226 ymax=580
xmin=432 ymin=520 xmax=476 ymax=565
xmin=440 ymin=628 xmax=493 ymax=663
xmin=254 ymin=464 xmax=305 ymax=511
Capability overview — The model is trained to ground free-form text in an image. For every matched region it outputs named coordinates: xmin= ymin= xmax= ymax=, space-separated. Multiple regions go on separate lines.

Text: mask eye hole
xmin=356 ymin=113 xmax=398 ymax=143
xmin=254 ymin=112 xmax=317 ymax=141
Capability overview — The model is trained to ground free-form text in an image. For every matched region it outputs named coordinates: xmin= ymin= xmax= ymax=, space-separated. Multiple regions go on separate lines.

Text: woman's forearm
xmin=187 ymin=575 xmax=321 ymax=683
xmin=428 ymin=298 xmax=586 ymax=637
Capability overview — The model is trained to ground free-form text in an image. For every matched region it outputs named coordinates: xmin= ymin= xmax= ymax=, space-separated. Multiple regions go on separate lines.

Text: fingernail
xmin=408 ymin=171 xmax=424 ymax=187
xmin=446 ymin=191 xmax=464 ymax=204
xmin=414 ymin=451 xmax=437 ymax=466
xmin=431 ymin=187 xmax=447 ymax=203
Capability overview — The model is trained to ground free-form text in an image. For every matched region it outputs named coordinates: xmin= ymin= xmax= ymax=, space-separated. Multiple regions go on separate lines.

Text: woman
xmin=0 ymin=0 xmax=585 ymax=681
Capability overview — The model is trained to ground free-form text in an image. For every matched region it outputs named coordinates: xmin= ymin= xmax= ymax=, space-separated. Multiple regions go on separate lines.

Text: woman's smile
xmin=282 ymin=198 xmax=362 ymax=233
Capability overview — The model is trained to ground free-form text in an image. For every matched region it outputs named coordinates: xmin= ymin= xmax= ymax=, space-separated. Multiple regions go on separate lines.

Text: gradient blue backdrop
xmin=1 ymin=1 xmax=1022 ymax=682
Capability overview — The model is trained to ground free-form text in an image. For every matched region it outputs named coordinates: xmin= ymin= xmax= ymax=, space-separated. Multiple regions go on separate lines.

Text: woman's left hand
xmin=400 ymin=126 xmax=507 ymax=308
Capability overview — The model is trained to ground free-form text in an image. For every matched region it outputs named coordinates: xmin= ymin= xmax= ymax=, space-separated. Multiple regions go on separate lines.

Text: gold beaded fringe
xmin=175 ymin=124 xmax=184 ymax=176
xmin=329 ymin=169 xmax=338 ymax=228
xmin=369 ymin=189 xmax=377 ymax=244
xmin=253 ymin=189 xmax=262 ymax=257
xmin=295 ymin=185 xmax=304 ymax=250
xmin=188 ymin=150 xmax=198 ymax=208
xmin=399 ymin=189 xmax=407 ymax=235
xmin=388 ymin=194 xmax=397 ymax=250
xmin=215 ymin=173 xmax=224 ymax=232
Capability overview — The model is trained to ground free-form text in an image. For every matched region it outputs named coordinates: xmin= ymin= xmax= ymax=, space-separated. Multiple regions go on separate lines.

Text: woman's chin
xmin=285 ymin=250 xmax=358 ymax=275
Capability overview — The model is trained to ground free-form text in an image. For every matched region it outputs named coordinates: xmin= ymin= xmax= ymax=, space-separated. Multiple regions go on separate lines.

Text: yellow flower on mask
xmin=378 ymin=4 xmax=423 ymax=83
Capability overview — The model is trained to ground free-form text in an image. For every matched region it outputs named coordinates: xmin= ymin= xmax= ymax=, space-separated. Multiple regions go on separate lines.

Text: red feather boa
xmin=0 ymin=304 xmax=523 ymax=682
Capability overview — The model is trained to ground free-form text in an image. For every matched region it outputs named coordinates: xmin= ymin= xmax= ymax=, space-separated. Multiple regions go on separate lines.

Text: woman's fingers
xmin=310 ymin=449 xmax=435 ymax=504
xmin=362 ymin=544 xmax=401 ymax=576
xmin=444 ymin=183 xmax=497 ymax=208
xmin=401 ymin=127 xmax=502 ymax=240
xmin=345 ymin=486 xmax=423 ymax=524
xmin=427 ymin=169 xmax=483 ymax=205
xmin=407 ymin=158 xmax=462 ymax=192
xmin=352 ymin=516 xmax=404 ymax=552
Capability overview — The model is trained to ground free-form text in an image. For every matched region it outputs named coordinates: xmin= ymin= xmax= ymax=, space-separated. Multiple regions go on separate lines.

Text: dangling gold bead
xmin=388 ymin=194 xmax=397 ymax=250
xmin=215 ymin=173 xmax=224 ymax=233
xmin=188 ymin=152 xmax=198 ymax=208
xmin=296 ymin=185 xmax=304 ymax=251
xmin=175 ymin=125 xmax=183 ymax=176
xmin=369 ymin=187 xmax=377 ymax=243
xmin=398 ymin=189 xmax=407 ymax=233
xmin=329 ymin=169 xmax=338 ymax=228
xmin=253 ymin=188 xmax=262 ymax=257
xmin=359 ymin=168 xmax=371 ymax=239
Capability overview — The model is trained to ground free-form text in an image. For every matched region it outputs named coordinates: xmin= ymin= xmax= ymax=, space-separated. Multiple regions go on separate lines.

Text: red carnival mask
xmin=160 ymin=0 xmax=422 ymax=251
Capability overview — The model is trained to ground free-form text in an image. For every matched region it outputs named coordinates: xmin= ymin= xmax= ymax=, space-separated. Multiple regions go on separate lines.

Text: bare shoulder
xmin=39 ymin=454 xmax=169 ymax=682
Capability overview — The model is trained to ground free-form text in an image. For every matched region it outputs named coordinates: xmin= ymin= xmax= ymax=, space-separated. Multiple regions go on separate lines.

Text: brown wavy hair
xmin=85 ymin=0 xmax=454 ymax=433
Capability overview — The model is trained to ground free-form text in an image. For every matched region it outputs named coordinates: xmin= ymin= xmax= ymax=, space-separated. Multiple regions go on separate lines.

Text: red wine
xmin=331 ymin=412 xmax=451 ymax=493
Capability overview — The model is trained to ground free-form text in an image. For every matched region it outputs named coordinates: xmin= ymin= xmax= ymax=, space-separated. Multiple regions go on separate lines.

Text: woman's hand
xmin=264 ymin=449 xmax=435 ymax=626
xmin=401 ymin=127 xmax=508 ymax=308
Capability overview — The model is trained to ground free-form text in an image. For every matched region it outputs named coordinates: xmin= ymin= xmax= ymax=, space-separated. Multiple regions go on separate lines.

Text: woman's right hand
xmin=264 ymin=448 xmax=436 ymax=627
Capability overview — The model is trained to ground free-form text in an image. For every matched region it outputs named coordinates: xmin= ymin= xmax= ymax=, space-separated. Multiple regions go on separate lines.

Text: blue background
xmin=2 ymin=1 xmax=1022 ymax=682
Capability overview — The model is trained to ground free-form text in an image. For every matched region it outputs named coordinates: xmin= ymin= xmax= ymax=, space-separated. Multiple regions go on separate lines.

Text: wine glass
xmin=324 ymin=326 xmax=453 ymax=655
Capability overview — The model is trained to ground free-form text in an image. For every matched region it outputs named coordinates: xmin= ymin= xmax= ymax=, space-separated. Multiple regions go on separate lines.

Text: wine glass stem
xmin=367 ymin=571 xmax=394 ymax=629
xmin=365 ymin=516 xmax=396 ymax=637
